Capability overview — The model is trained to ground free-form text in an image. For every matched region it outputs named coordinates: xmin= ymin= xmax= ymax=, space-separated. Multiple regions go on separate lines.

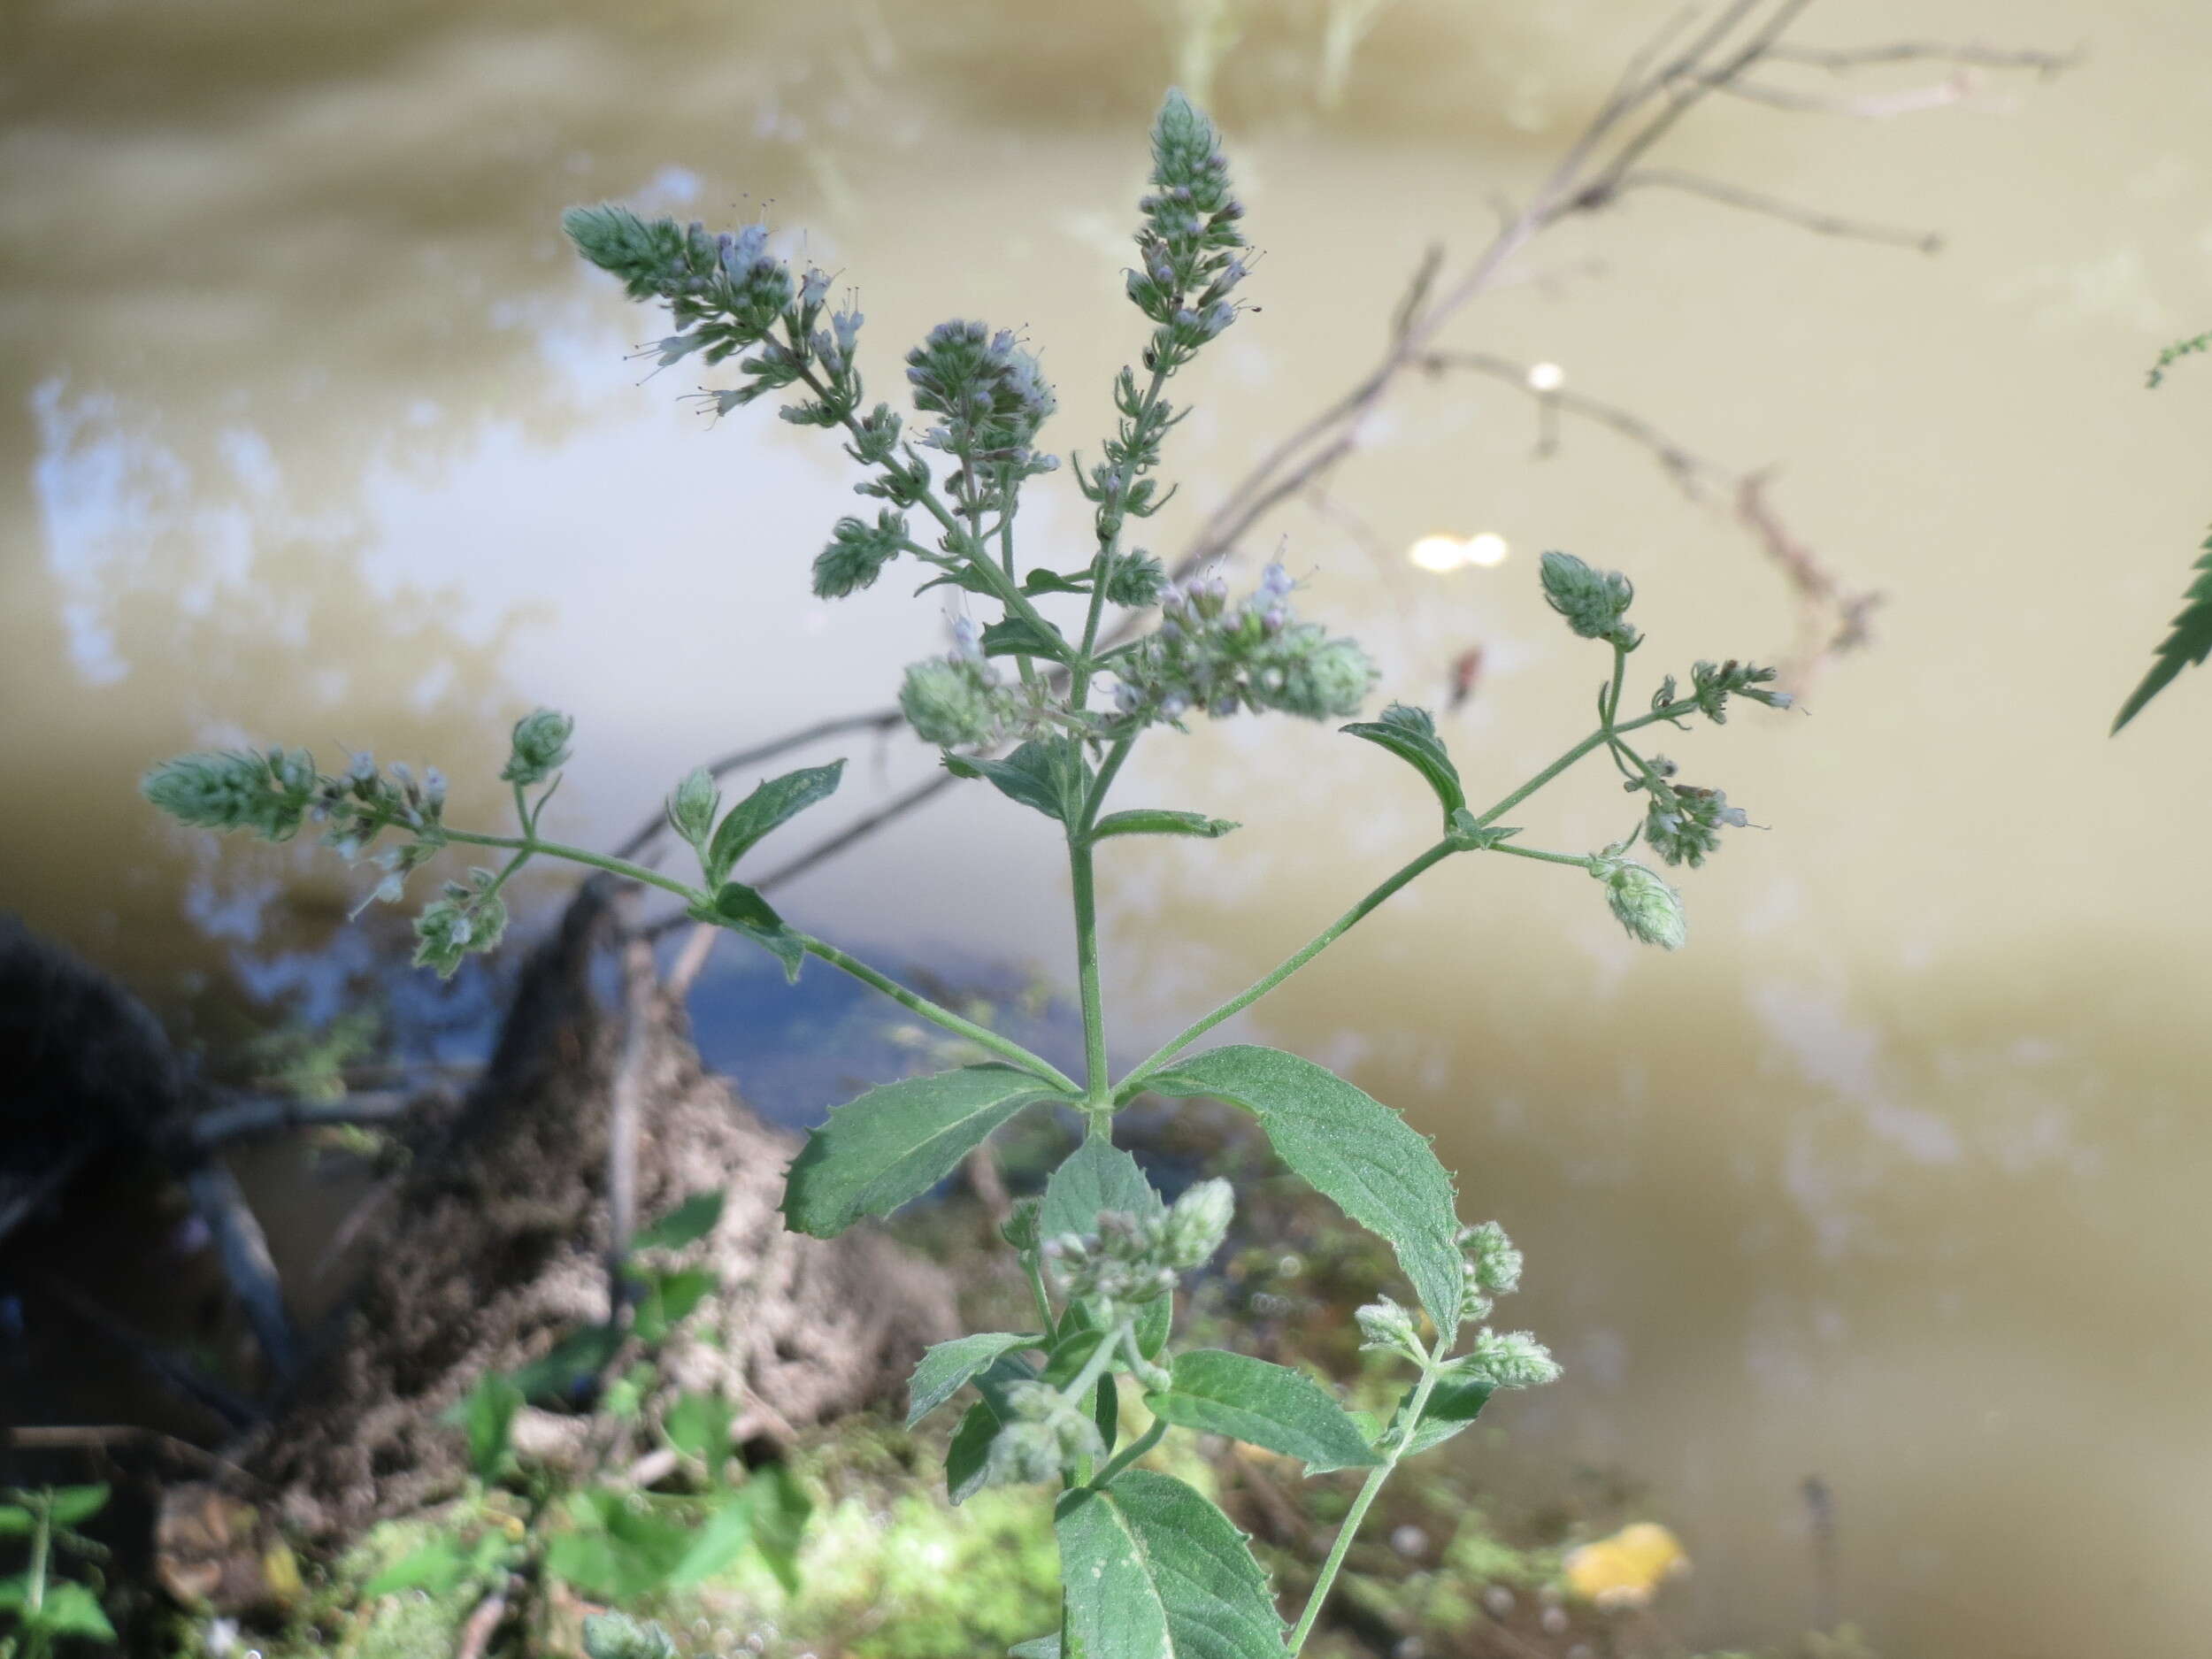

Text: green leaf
xmin=1341 ymin=703 xmax=1465 ymax=824
xmin=1087 ymin=809 xmax=1240 ymax=844
xmin=746 ymin=1462 xmax=812 ymax=1594
xmin=444 ymin=1373 xmax=523 ymax=1481
xmin=1093 ymin=1371 xmax=1120 ymax=1452
xmin=0 ymin=1507 xmax=28 ymax=1536
xmin=365 ymin=1534 xmax=476 ymax=1596
xmin=1041 ymin=1136 xmax=1163 ymax=1241
xmin=633 ymin=1188 xmax=725 ymax=1252
xmin=1142 ymin=1046 xmax=1463 ymax=1331
xmin=34 ymin=1581 xmax=117 ymax=1640
xmin=2114 ymin=526 xmax=2212 ymax=731
xmin=1010 ymin=1639 xmax=1062 ymax=1659
xmin=693 ymin=881 xmax=807 ymax=983
xmin=1022 ymin=569 xmax=1093 ymax=596
xmin=1146 ymin=1350 xmax=1381 ymax=1474
xmin=1055 ymin=1470 xmax=1289 ymax=1659
xmin=666 ymin=1491 xmax=751 ymax=1588
xmin=662 ymin=1391 xmax=734 ymax=1471
xmin=907 ymin=1332 xmax=1040 ymax=1429
xmin=705 ymin=761 xmax=845 ymax=885
xmin=944 ymin=737 xmax=1093 ymax=824
xmin=546 ymin=1490 xmax=695 ymax=1601
xmin=632 ymin=1267 xmax=716 ymax=1344
xmin=44 ymin=1486 xmax=110 ymax=1528
xmin=981 ymin=615 xmax=1072 ymax=663
xmin=511 ymin=1322 xmax=622 ymax=1403
xmin=784 ymin=1064 xmax=1067 ymax=1237
xmin=947 ymin=1354 xmax=1036 ymax=1505
xmin=1394 ymin=1371 xmax=1494 ymax=1459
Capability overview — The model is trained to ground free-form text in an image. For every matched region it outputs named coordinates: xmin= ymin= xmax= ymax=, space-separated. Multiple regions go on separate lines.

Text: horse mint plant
xmin=145 ymin=88 xmax=1800 ymax=1655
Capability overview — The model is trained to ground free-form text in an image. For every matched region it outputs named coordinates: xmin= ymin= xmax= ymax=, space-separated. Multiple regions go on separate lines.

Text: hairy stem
xmin=1088 ymin=1417 xmax=1167 ymax=1489
xmin=796 ymin=934 xmax=1079 ymax=1094
xmin=1116 ymin=837 xmax=1457 ymax=1097
xmin=1286 ymin=1336 xmax=1451 ymax=1654
xmin=1070 ymin=838 xmax=1110 ymax=1103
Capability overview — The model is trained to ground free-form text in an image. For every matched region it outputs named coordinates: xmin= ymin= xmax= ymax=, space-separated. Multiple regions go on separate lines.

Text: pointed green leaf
xmin=692 ymin=882 xmax=807 ymax=983
xmin=705 ymin=761 xmax=845 ymax=885
xmin=784 ymin=1064 xmax=1069 ymax=1237
xmin=1009 ymin=1639 xmax=1062 ymax=1659
xmin=944 ymin=737 xmax=1094 ymax=824
xmin=1041 ymin=1136 xmax=1164 ymax=1240
xmin=633 ymin=1189 xmax=726 ymax=1252
xmin=1087 ymin=809 xmax=1240 ymax=843
xmin=45 ymin=1486 xmax=111 ymax=1527
xmin=365 ymin=1535 xmax=476 ymax=1596
xmin=443 ymin=1374 xmax=523 ymax=1481
xmin=947 ymin=1353 xmax=1037 ymax=1504
xmin=982 ymin=615 xmax=1073 ymax=663
xmin=2114 ymin=525 xmax=2212 ymax=731
xmin=1340 ymin=703 xmax=1465 ymax=824
xmin=906 ymin=1332 xmax=1041 ymax=1428
xmin=1022 ymin=569 xmax=1093 ymax=596
xmin=666 ymin=1491 xmax=751 ymax=1588
xmin=1145 ymin=1350 xmax=1381 ymax=1474
xmin=1055 ymin=1470 xmax=1289 ymax=1659
xmin=1142 ymin=1046 xmax=1463 ymax=1331
xmin=1394 ymin=1371 xmax=1494 ymax=1459
xmin=36 ymin=1581 xmax=117 ymax=1640
xmin=745 ymin=1462 xmax=811 ymax=1594
xmin=662 ymin=1390 xmax=734 ymax=1470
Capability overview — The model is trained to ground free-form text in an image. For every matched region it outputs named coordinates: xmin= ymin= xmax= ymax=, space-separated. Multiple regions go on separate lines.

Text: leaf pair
xmin=678 ymin=760 xmax=846 ymax=981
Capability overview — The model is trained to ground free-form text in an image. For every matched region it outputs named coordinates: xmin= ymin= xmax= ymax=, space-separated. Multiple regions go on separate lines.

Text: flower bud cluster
xmin=1451 ymin=1327 xmax=1562 ymax=1391
xmin=1640 ymin=780 xmax=1747 ymax=869
xmin=1539 ymin=551 xmax=1640 ymax=649
xmin=564 ymin=206 xmax=869 ymax=432
xmin=664 ymin=766 xmax=720 ymax=850
xmin=1126 ymin=90 xmax=1248 ymax=373
xmin=144 ymin=745 xmax=452 ymax=860
xmin=904 ymin=320 xmax=1059 ymax=511
xmin=984 ymin=1380 xmax=1109 ymax=1488
xmin=1355 ymin=1294 xmax=1424 ymax=1362
xmin=1115 ymin=564 xmax=1378 ymax=726
xmin=502 ymin=708 xmax=573 ymax=787
xmin=1041 ymin=1179 xmax=1234 ymax=1320
xmin=412 ymin=865 xmax=510 ymax=978
xmin=811 ymin=508 xmax=911 ymax=600
xmin=898 ymin=655 xmax=1021 ymax=751
xmin=1589 ymin=853 xmax=1687 ymax=951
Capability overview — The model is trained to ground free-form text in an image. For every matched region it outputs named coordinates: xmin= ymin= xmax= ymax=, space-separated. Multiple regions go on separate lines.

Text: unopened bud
xmin=1163 ymin=1179 xmax=1233 ymax=1269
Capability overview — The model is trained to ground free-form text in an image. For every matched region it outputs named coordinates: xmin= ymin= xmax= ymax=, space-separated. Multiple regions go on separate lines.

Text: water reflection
xmin=9 ymin=1 xmax=2212 ymax=1655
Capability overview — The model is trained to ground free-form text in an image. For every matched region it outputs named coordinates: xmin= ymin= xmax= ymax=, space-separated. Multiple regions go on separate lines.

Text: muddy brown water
xmin=6 ymin=2 xmax=2212 ymax=1653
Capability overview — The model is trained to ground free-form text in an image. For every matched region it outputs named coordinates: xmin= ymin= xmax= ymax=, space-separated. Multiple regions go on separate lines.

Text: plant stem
xmin=1469 ymin=695 xmax=1700 ymax=830
xmin=1488 ymin=842 xmax=1599 ymax=872
xmin=796 ymin=934 xmax=1080 ymax=1094
xmin=441 ymin=829 xmax=701 ymax=905
xmin=1072 ymin=365 xmax=1172 ymax=710
xmin=1070 ymin=837 xmax=1110 ymax=1103
xmin=1024 ymin=1256 xmax=1059 ymax=1341
xmin=1115 ymin=837 xmax=1456 ymax=1098
xmin=1286 ymin=1338 xmax=1450 ymax=1655
xmin=1089 ymin=1417 xmax=1167 ymax=1489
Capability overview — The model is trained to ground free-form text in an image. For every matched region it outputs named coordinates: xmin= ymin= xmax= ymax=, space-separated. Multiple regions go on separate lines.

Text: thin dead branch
xmin=1765 ymin=39 xmax=2083 ymax=76
xmin=184 ymin=1094 xmax=415 ymax=1151
xmin=1615 ymin=167 xmax=1943 ymax=253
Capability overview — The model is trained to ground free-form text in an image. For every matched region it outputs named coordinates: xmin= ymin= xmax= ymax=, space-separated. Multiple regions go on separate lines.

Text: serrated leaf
xmin=944 ymin=737 xmax=1094 ymax=824
xmin=1141 ymin=1046 xmax=1463 ymax=1331
xmin=1041 ymin=1136 xmax=1164 ymax=1240
xmin=784 ymin=1064 xmax=1069 ymax=1237
xmin=907 ymin=1332 xmax=1040 ymax=1428
xmin=1055 ymin=1470 xmax=1289 ymax=1659
xmin=1394 ymin=1371 xmax=1494 ymax=1459
xmin=705 ymin=761 xmax=845 ymax=885
xmin=982 ymin=615 xmax=1072 ymax=662
xmin=1146 ymin=1350 xmax=1380 ymax=1474
xmin=633 ymin=1189 xmax=725 ymax=1252
xmin=916 ymin=565 xmax=1001 ymax=597
xmin=1087 ymin=809 xmax=1240 ymax=844
xmin=2114 ymin=526 xmax=2212 ymax=731
xmin=1341 ymin=703 xmax=1465 ymax=823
